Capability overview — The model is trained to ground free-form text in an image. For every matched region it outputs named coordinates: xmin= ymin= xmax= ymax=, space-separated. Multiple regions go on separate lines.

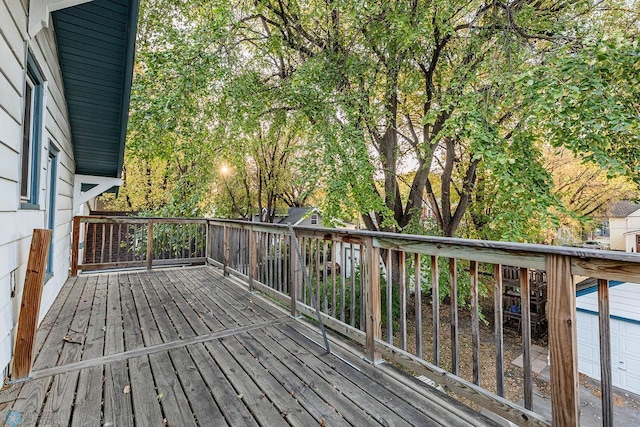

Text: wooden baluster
xmin=223 ymin=225 xmax=230 ymax=276
xmin=249 ymin=229 xmax=257 ymax=292
xmin=301 ymin=238 xmax=307 ymax=304
xmin=386 ymin=249 xmax=393 ymax=345
xmin=340 ymin=242 xmax=346 ymax=322
xmin=450 ymin=258 xmax=459 ymax=376
xmin=323 ymin=241 xmax=329 ymax=312
xmin=100 ymin=223 xmax=106 ymax=264
xmin=431 ymin=255 xmax=440 ymax=366
xmin=399 ymin=250 xmax=407 ymax=351
xmin=365 ymin=238 xmax=382 ymax=364
xmin=71 ymin=216 xmax=81 ymax=276
xmin=284 ymin=234 xmax=289 ymax=293
xmin=350 ymin=243 xmax=356 ymax=327
xmin=290 ymin=234 xmax=299 ymax=317
xmin=116 ymin=223 xmax=122 ymax=262
xmin=267 ymin=232 xmax=272 ymax=284
xmin=205 ymin=222 xmax=210 ymax=261
xmin=520 ymin=267 xmax=532 ymax=409
xmin=331 ymin=241 xmax=337 ymax=319
xmin=547 ymin=254 xmax=579 ymax=426
xmin=360 ymin=244 xmax=366 ymax=331
xmin=108 ymin=223 xmax=114 ymax=263
xmin=494 ymin=264 xmax=505 ymax=397
xmin=92 ymin=223 xmax=97 ymax=264
xmin=315 ymin=240 xmax=321 ymax=310
xmin=470 ymin=260 xmax=480 ymax=385
xmin=598 ymin=278 xmax=613 ymax=427
xmin=415 ymin=253 xmax=422 ymax=358
xmin=146 ymin=221 xmax=154 ymax=271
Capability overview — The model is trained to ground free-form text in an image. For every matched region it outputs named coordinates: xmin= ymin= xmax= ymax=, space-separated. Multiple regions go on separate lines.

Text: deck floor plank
xmin=103 ymin=273 xmax=134 ymax=427
xmin=72 ymin=272 xmax=108 ymax=425
xmin=121 ymin=274 xmax=165 ymax=426
xmin=153 ymin=269 xmax=260 ymax=427
xmin=145 ymin=270 xmax=228 ymax=425
xmin=288 ymin=322 xmax=495 ymax=427
xmin=174 ymin=269 xmax=349 ymax=426
xmin=41 ymin=273 xmax=97 ymax=426
xmin=189 ymin=269 xmax=400 ymax=426
xmin=132 ymin=272 xmax=197 ymax=427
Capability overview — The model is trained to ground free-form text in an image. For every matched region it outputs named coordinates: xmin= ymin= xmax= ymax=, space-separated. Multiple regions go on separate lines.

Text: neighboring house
xmin=608 ymin=200 xmax=640 ymax=252
xmin=576 ymin=281 xmax=640 ymax=395
xmin=0 ymin=0 xmax=138 ymax=376
xmin=278 ymin=207 xmax=323 ymax=227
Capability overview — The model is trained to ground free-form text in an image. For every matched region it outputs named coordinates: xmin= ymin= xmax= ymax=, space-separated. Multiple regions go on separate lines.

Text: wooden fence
xmin=71 ymin=216 xmax=640 ymax=426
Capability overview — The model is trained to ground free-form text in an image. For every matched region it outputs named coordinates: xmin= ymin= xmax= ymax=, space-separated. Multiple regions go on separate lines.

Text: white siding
xmin=0 ymin=0 xmax=75 ymax=375
xmin=577 ymin=283 xmax=640 ymax=395
xmin=576 ymin=282 xmax=640 ymax=322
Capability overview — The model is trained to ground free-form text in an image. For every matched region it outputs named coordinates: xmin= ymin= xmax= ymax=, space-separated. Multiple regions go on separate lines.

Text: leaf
xmin=157 ymin=393 xmax=164 ymax=400
xmin=123 ymin=385 xmax=131 ymax=394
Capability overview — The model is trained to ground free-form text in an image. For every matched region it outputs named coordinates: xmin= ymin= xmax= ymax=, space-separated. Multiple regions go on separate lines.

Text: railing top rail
xmin=207 ymin=218 xmax=640 ymax=265
xmin=75 ymin=215 xmax=207 ymax=225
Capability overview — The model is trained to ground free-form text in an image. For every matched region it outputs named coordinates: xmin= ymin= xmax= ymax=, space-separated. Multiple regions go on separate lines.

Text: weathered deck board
xmin=72 ymin=273 xmax=108 ymax=426
xmin=103 ymin=273 xmax=134 ymax=427
xmin=1 ymin=266 xmax=499 ymax=427
xmin=131 ymin=272 xmax=197 ymax=426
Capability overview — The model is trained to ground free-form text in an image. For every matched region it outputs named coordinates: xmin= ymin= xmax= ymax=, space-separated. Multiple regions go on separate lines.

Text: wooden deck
xmin=1 ymin=266 xmax=498 ymax=426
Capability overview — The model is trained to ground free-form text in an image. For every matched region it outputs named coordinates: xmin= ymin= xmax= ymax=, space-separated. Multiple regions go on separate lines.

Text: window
xmin=20 ymin=54 xmax=45 ymax=208
xmin=311 ymin=214 xmax=318 ymax=225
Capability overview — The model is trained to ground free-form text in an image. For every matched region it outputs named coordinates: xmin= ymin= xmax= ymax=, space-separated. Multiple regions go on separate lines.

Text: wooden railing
xmin=71 ymin=216 xmax=207 ymax=274
xmin=71 ymin=216 xmax=640 ymax=426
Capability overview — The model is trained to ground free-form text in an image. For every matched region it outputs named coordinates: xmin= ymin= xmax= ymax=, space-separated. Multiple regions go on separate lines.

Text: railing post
xmin=223 ymin=225 xmax=231 ymax=276
xmin=146 ymin=220 xmax=154 ymax=271
xmin=520 ymin=267 xmax=533 ymax=410
xmin=248 ymin=228 xmax=257 ymax=291
xmin=205 ymin=220 xmax=211 ymax=262
xmin=598 ymin=278 xmax=613 ymax=427
xmin=71 ymin=216 xmax=81 ymax=276
xmin=364 ymin=237 xmax=382 ymax=365
xmin=289 ymin=233 xmax=300 ymax=318
xmin=547 ymin=254 xmax=579 ymax=426
xmin=12 ymin=229 xmax=52 ymax=379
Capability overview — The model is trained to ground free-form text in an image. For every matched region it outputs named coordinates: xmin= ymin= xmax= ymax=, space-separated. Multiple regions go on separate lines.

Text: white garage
xmin=576 ymin=282 xmax=640 ymax=396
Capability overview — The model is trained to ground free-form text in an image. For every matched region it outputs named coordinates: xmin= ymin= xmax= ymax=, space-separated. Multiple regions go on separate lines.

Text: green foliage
xmin=525 ymin=33 xmax=640 ymax=185
xmin=107 ymin=0 xmax=640 ymax=246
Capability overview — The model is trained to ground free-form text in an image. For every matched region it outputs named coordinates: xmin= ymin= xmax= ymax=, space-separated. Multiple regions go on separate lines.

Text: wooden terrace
xmin=0 ymin=266 xmax=496 ymax=426
xmin=5 ymin=215 xmax=640 ymax=426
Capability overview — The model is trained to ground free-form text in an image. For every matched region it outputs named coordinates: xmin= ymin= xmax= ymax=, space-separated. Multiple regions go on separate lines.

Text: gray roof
xmin=608 ymin=200 xmax=640 ymax=218
xmin=278 ymin=207 xmax=314 ymax=225
xmin=52 ymin=0 xmax=140 ymax=178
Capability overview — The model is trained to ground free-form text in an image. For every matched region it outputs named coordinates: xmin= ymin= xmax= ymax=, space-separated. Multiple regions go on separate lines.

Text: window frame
xmin=20 ymin=53 xmax=45 ymax=210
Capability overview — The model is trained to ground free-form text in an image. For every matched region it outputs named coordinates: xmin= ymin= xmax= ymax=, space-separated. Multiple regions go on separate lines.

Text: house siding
xmin=610 ymin=210 xmax=640 ymax=251
xmin=0 ymin=0 xmax=75 ymax=375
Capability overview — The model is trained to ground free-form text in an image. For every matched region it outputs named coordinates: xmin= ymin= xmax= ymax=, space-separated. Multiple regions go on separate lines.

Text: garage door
xmin=577 ymin=311 xmax=640 ymax=395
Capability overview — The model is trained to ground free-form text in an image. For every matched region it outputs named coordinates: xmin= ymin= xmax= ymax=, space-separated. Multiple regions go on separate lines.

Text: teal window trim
xmin=20 ymin=52 xmax=45 ymax=210
xmin=45 ymin=142 xmax=59 ymax=281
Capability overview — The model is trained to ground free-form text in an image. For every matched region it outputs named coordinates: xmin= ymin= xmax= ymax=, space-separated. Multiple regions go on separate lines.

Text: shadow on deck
xmin=0 ymin=266 xmax=498 ymax=426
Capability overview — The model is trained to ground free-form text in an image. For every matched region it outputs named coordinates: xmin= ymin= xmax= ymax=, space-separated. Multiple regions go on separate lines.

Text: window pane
xmin=21 ymin=81 xmax=33 ymax=199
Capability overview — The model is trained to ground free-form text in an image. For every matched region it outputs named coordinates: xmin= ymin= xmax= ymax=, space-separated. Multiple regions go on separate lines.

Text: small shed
xmin=576 ymin=281 xmax=640 ymax=395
